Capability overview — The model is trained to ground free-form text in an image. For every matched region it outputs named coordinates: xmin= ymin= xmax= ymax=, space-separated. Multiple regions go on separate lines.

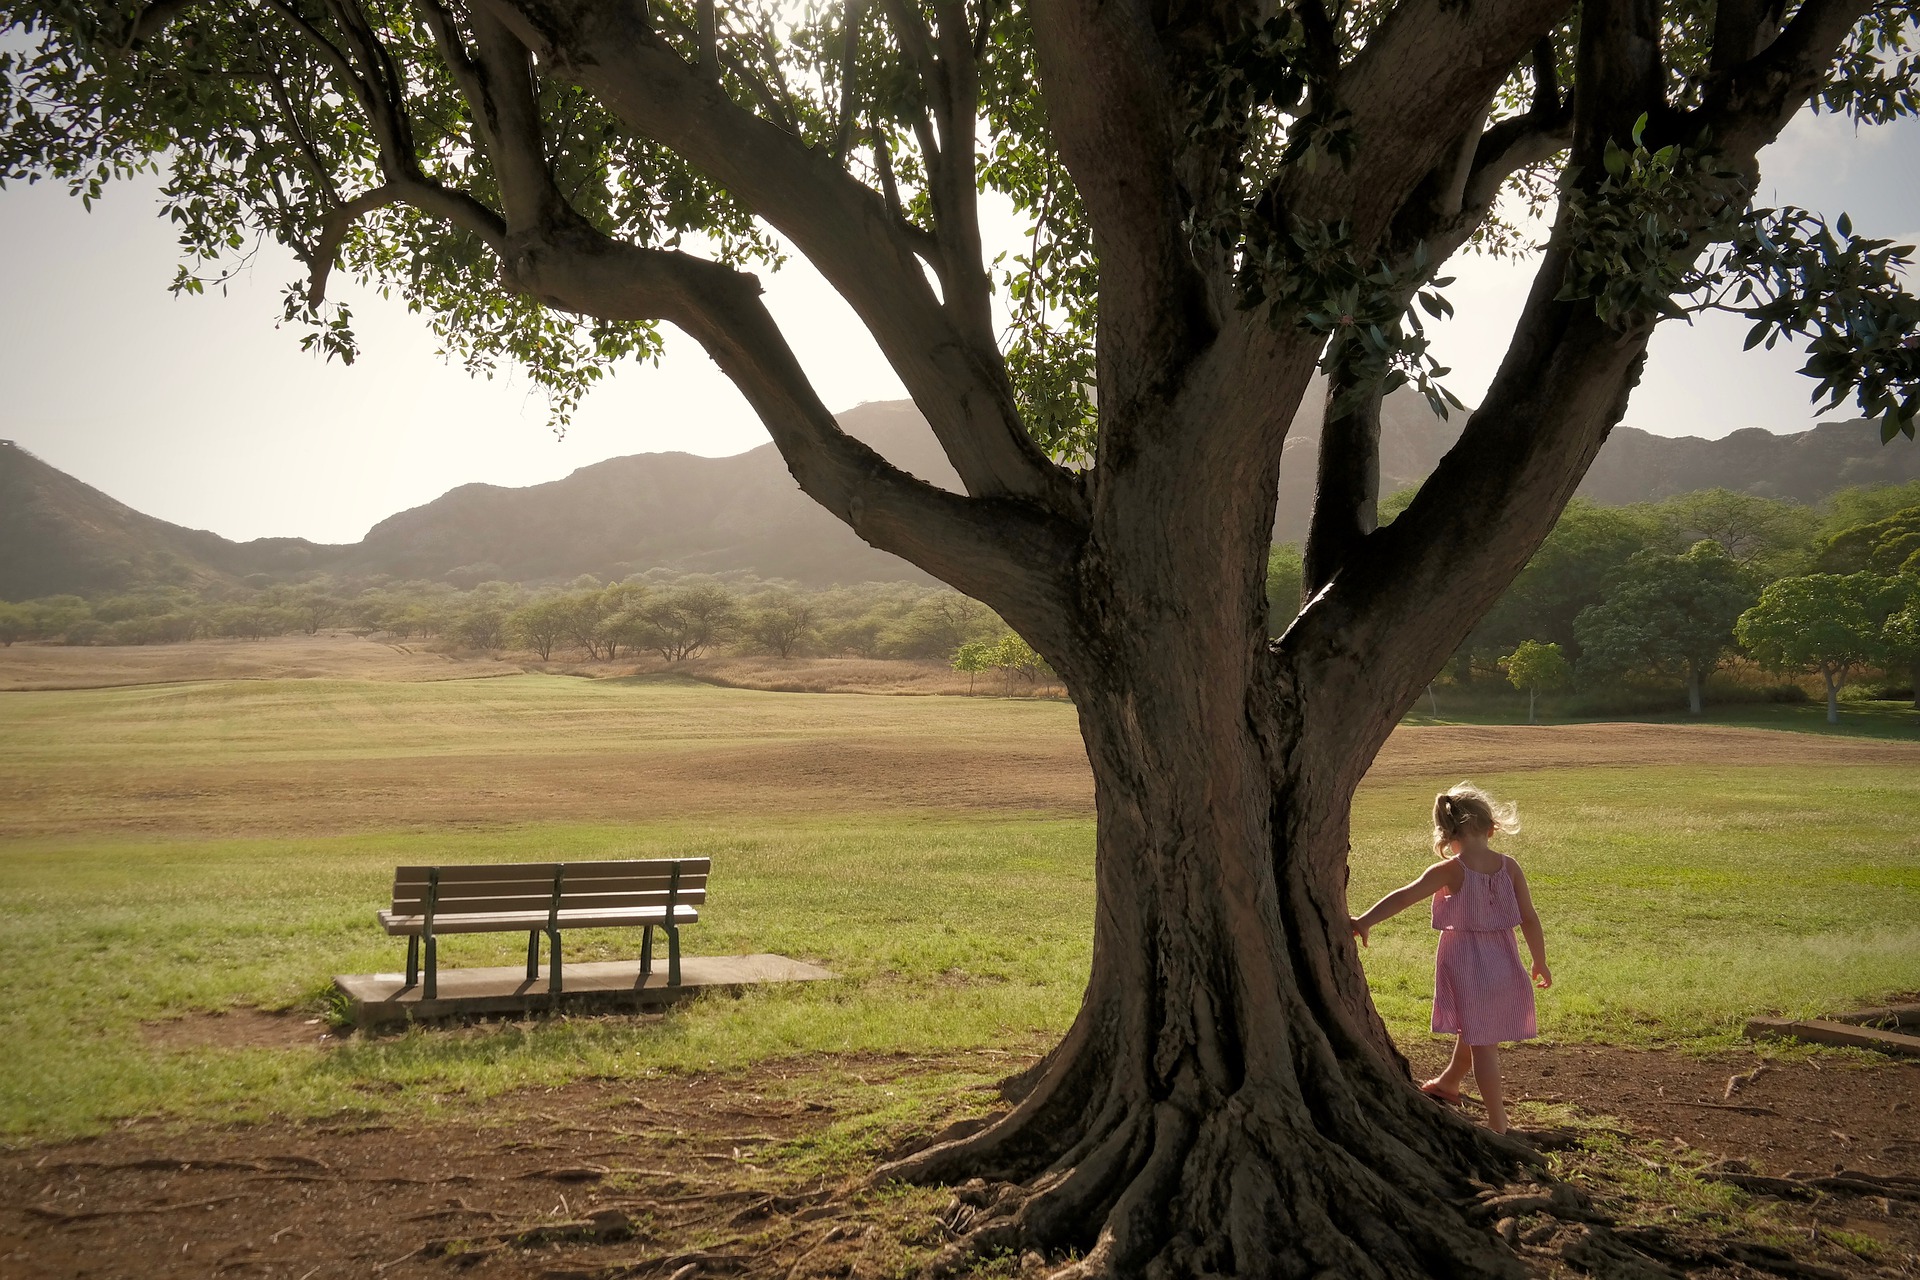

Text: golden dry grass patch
xmin=0 ymin=632 xmax=520 ymax=690
xmin=4 ymin=659 xmax=1916 ymax=839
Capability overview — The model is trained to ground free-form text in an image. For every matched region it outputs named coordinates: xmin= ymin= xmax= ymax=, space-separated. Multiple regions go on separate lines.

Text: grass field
xmin=2 ymin=668 xmax=1917 ymax=1142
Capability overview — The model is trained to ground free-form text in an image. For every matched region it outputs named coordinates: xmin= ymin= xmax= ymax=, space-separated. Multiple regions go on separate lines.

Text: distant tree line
xmin=0 ymin=568 xmax=1012 ymax=666
xmin=1264 ymin=480 xmax=1920 ymax=720
xmin=9 ymin=481 xmax=1920 ymax=719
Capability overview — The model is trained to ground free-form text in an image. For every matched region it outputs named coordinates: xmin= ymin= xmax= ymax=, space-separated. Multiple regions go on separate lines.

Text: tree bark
xmin=1687 ymin=668 xmax=1703 ymax=716
xmin=1824 ymin=670 xmax=1841 ymax=724
xmin=882 ymin=381 xmax=1540 ymax=1277
xmin=887 ymin=632 xmax=1538 ymax=1277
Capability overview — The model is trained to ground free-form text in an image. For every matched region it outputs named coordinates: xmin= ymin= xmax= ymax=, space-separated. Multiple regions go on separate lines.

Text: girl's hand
xmin=1532 ymin=961 xmax=1553 ymax=989
xmin=1350 ymin=917 xmax=1371 ymax=948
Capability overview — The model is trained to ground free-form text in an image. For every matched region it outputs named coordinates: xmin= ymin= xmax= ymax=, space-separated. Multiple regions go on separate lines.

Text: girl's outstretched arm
xmin=1350 ymin=861 xmax=1459 ymax=947
xmin=1509 ymin=861 xmax=1553 ymax=988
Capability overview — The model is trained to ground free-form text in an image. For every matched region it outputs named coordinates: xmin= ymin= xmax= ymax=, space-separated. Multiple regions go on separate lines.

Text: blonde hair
xmin=1432 ymin=782 xmax=1520 ymax=854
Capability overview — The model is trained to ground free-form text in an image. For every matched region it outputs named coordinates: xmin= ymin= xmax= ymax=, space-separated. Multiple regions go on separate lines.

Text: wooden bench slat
xmin=390 ymin=888 xmax=709 ymax=915
xmin=392 ymin=858 xmax=711 ymax=887
xmin=379 ymin=905 xmax=700 ymax=936
xmin=403 ymin=873 xmax=711 ymax=893
xmin=393 ymin=863 xmax=559 ymax=885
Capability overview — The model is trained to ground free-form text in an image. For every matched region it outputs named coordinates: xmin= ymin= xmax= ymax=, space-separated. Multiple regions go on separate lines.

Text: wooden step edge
xmin=1744 ymin=1016 xmax=1920 ymax=1057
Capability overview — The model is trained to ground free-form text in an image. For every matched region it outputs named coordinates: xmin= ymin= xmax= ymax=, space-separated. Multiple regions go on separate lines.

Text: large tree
xmin=1573 ymin=539 xmax=1757 ymax=714
xmin=6 ymin=0 xmax=1918 ymax=1274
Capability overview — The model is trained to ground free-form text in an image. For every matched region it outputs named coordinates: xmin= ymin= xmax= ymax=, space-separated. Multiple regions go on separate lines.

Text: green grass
xmin=0 ymin=671 xmax=1079 ymax=770
xmin=1 ymin=675 xmax=1916 ymax=1141
xmin=1348 ymin=768 xmax=1920 ymax=1040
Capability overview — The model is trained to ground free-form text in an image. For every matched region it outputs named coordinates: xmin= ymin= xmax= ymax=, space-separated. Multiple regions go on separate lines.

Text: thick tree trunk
xmin=1910 ymin=661 xmax=1918 ymax=711
xmin=1686 ymin=668 xmax=1703 ymax=716
xmin=887 ymin=642 xmax=1534 ymax=1277
xmin=1824 ymin=672 xmax=1841 ymax=724
xmin=883 ymin=404 xmax=1536 ymax=1274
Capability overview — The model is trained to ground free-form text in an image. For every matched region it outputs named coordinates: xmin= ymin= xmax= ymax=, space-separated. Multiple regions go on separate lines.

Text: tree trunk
xmin=1527 ymin=688 xmax=1537 ymax=724
xmin=884 ymin=445 xmax=1536 ymax=1276
xmin=1824 ymin=671 xmax=1841 ymax=724
xmin=888 ymin=644 xmax=1534 ymax=1276
xmin=1910 ymin=661 xmax=1918 ymax=712
xmin=1686 ymin=668 xmax=1703 ymax=717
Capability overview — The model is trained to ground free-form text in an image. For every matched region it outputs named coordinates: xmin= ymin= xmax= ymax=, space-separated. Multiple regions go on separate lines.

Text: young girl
xmin=1349 ymin=783 xmax=1551 ymax=1134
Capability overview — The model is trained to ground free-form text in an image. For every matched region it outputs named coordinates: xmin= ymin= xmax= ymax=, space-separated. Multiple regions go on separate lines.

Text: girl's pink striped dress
xmin=1430 ymin=855 xmax=1536 ymax=1044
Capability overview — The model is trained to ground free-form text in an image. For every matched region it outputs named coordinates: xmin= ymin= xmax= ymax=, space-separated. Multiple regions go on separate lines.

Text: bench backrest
xmin=388 ymin=858 xmax=711 ymax=921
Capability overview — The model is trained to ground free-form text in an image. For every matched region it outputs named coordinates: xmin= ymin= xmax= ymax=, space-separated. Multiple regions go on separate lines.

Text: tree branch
xmin=499 ymin=226 xmax=1082 ymax=634
xmin=451 ymin=7 xmax=573 ymax=233
xmin=1456 ymin=112 xmax=1572 ymax=214
xmin=830 ymin=0 xmax=866 ymax=163
xmin=696 ymin=0 xmax=719 ymax=79
xmin=1027 ymin=0 xmax=1217 ymax=420
xmin=1569 ymin=0 xmax=1665 ymax=171
xmin=1302 ymin=364 xmax=1382 ymax=597
xmin=1278 ymin=0 xmax=1573 ymax=247
xmin=926 ymin=0 xmax=993 ymax=341
xmin=260 ymin=0 xmax=509 ymax=251
xmin=115 ymin=0 xmax=197 ymax=50
xmin=305 ymin=183 xmax=400 ymax=305
xmin=483 ymin=0 xmax=1080 ymax=518
xmin=1695 ymin=0 xmax=1877 ymax=165
xmin=1280 ymin=222 xmax=1650 ymax=780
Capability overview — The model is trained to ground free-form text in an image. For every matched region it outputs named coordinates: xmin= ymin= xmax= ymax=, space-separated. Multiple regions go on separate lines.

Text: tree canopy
xmin=1498 ymin=637 xmax=1570 ymax=721
xmin=1572 ymin=539 xmax=1757 ymax=713
xmin=1735 ymin=570 xmax=1901 ymax=720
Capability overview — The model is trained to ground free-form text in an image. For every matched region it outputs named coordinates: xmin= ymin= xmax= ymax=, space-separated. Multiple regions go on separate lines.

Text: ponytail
xmin=1432 ymin=782 xmax=1520 ymax=854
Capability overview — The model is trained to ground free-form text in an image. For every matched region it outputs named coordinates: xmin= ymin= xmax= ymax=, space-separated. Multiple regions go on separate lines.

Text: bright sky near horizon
xmin=1 ymin=108 xmax=1916 ymax=546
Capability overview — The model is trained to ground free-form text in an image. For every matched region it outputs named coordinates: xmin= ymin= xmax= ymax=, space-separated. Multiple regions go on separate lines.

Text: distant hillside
xmin=1274 ymin=395 xmax=1920 ymax=535
xmin=340 ymin=401 xmax=959 ymax=586
xmin=0 ymin=439 xmax=338 ymax=599
xmin=8 ymin=398 xmax=1920 ymax=599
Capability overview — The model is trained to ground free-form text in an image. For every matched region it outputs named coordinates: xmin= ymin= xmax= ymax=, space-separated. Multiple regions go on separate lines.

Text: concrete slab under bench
xmin=334 ymin=953 xmax=835 ymax=1028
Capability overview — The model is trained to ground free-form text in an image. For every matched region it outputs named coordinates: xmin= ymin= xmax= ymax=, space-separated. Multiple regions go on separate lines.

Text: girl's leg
xmin=1424 ymin=1036 xmax=1474 ymax=1097
xmin=1469 ymin=1043 xmax=1506 ymax=1133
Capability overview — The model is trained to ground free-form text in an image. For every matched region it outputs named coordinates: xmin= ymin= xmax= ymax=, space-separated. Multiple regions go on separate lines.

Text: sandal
xmin=1419 ymin=1079 xmax=1462 ymax=1106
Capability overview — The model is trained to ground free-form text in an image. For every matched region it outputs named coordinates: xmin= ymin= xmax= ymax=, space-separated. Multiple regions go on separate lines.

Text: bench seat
xmin=379 ymin=858 xmax=709 ymax=999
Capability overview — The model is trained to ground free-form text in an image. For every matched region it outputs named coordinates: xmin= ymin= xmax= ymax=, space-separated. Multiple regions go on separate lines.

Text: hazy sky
xmin=2 ymin=107 xmax=1915 ymax=545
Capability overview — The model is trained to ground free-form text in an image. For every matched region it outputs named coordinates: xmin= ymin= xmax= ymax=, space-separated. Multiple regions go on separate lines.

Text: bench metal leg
xmin=547 ymin=929 xmax=563 ymax=997
xmin=405 ymin=935 xmax=419 ymax=988
xmin=424 ymin=935 xmax=438 ymax=1001
xmin=663 ymin=924 xmax=681 ymax=987
xmin=526 ymin=931 xmax=540 ymax=982
xmin=640 ymin=925 xmax=653 ymax=978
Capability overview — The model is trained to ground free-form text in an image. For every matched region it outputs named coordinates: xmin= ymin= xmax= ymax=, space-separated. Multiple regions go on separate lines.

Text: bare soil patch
xmin=1 ymin=1044 xmax=1914 ymax=1279
xmin=1408 ymin=1040 xmax=1920 ymax=1180
xmin=0 ymin=634 xmax=521 ymax=691
xmin=140 ymin=1009 xmax=343 ymax=1053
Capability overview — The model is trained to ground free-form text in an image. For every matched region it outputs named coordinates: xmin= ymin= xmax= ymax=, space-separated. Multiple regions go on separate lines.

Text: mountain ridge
xmin=6 ymin=396 xmax=1919 ymax=599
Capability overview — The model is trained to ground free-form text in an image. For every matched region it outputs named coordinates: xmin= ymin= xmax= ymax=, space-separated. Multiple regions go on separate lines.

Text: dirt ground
xmin=1 ymin=1032 xmax=1914 ymax=1279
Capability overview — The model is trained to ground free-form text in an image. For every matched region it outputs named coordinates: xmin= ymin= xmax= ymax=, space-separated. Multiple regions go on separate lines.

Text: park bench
xmin=377 ymin=858 xmax=709 ymax=1000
